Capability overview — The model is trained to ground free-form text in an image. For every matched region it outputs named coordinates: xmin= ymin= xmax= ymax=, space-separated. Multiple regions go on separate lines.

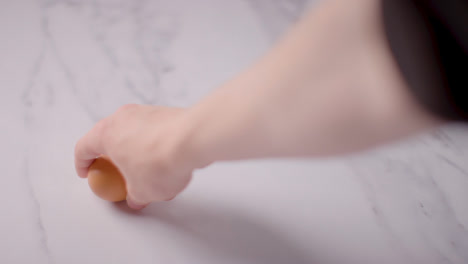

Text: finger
xmin=163 ymin=174 xmax=192 ymax=201
xmin=126 ymin=194 xmax=149 ymax=210
xmin=74 ymin=119 xmax=109 ymax=178
xmin=164 ymin=195 xmax=177 ymax=201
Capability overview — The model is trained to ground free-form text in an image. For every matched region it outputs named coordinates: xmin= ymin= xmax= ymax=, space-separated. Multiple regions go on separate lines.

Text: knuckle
xmin=95 ymin=118 xmax=110 ymax=135
xmin=156 ymin=190 xmax=176 ymax=202
xmin=161 ymin=187 xmax=178 ymax=200
xmin=116 ymin=104 xmax=138 ymax=115
xmin=96 ymin=118 xmax=113 ymax=148
xmin=74 ymin=137 xmax=84 ymax=157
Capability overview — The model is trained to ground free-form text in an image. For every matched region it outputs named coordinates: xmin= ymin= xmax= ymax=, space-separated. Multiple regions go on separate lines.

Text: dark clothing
xmin=382 ymin=0 xmax=468 ymax=121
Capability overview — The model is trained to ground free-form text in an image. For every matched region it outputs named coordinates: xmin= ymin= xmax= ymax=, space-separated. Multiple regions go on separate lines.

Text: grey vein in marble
xmin=2 ymin=1 xmax=467 ymax=263
xmin=21 ymin=158 xmax=55 ymax=264
xmin=351 ymin=137 xmax=468 ymax=264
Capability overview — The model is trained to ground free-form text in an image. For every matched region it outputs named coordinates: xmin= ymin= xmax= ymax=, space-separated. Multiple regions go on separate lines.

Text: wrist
xmin=180 ymin=85 xmax=269 ymax=165
xmin=171 ymin=108 xmax=216 ymax=171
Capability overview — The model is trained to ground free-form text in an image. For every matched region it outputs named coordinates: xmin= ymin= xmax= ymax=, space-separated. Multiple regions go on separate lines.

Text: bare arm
xmin=75 ymin=0 xmax=440 ymax=209
xmin=182 ymin=0 xmax=438 ymax=167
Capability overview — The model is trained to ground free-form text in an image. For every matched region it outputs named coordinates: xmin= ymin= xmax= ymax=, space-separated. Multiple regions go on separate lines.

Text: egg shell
xmin=88 ymin=156 xmax=127 ymax=202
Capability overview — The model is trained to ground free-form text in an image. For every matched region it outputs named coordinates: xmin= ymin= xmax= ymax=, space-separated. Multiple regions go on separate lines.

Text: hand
xmin=75 ymin=104 xmax=195 ymax=210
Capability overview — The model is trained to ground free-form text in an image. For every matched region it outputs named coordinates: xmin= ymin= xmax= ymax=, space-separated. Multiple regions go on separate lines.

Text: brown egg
xmin=88 ymin=156 xmax=127 ymax=202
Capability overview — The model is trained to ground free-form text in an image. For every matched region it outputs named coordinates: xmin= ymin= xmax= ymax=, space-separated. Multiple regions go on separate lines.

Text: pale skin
xmin=75 ymin=0 xmax=441 ymax=210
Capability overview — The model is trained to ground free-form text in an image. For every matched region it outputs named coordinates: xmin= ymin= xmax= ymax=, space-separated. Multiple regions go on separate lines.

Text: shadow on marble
xmin=112 ymin=199 xmax=314 ymax=264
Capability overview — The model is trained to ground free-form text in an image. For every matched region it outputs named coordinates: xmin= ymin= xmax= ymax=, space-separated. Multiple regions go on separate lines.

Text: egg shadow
xmin=113 ymin=198 xmax=314 ymax=264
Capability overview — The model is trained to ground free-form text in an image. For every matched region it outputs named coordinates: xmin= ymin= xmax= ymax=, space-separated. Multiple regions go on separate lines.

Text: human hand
xmin=75 ymin=104 xmax=196 ymax=210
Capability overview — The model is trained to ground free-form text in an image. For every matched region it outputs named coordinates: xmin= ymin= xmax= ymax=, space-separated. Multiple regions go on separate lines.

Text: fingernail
xmin=126 ymin=197 xmax=148 ymax=210
xmin=165 ymin=195 xmax=176 ymax=201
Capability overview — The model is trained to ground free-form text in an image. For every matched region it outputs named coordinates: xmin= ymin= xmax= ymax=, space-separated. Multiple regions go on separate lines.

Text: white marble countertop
xmin=1 ymin=1 xmax=467 ymax=263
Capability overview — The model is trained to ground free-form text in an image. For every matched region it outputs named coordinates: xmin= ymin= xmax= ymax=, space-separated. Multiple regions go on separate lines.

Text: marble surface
xmin=1 ymin=0 xmax=467 ymax=263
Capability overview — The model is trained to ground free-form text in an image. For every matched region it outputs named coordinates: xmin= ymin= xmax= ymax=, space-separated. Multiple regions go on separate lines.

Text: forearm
xmin=181 ymin=0 xmax=439 ymax=168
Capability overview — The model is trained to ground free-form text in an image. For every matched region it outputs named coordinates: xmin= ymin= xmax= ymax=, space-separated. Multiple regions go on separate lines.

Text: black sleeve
xmin=381 ymin=0 xmax=468 ymax=121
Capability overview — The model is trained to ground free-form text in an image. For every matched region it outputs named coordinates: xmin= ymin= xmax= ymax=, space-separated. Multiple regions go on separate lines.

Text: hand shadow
xmin=113 ymin=198 xmax=313 ymax=264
